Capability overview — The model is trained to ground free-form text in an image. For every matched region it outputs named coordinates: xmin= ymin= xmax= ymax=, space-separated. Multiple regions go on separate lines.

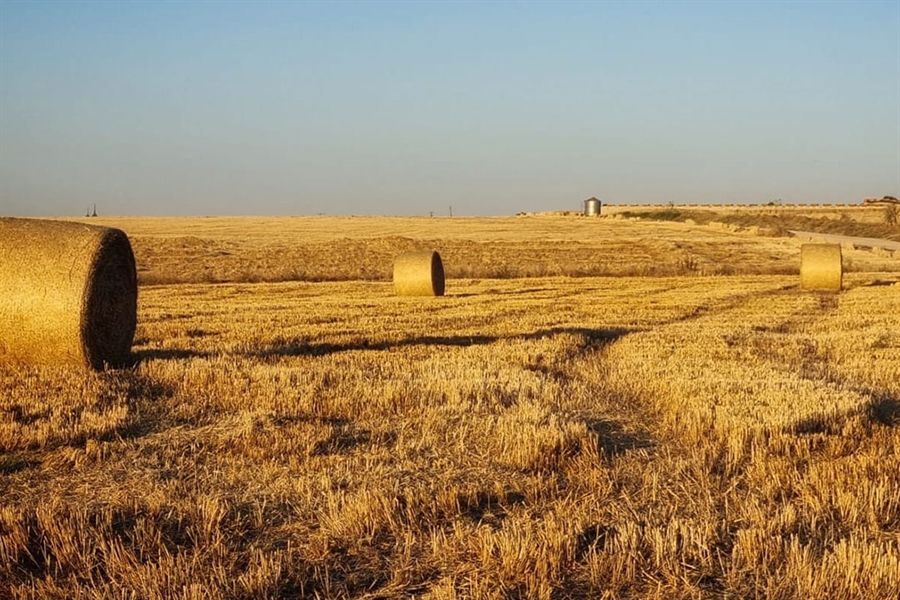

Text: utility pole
xmin=449 ymin=206 xmax=453 ymax=217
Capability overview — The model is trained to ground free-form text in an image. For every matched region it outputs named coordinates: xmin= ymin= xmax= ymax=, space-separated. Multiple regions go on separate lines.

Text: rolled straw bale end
xmin=800 ymin=243 xmax=842 ymax=291
xmin=82 ymin=227 xmax=138 ymax=369
xmin=393 ymin=251 xmax=445 ymax=297
xmin=0 ymin=218 xmax=137 ymax=369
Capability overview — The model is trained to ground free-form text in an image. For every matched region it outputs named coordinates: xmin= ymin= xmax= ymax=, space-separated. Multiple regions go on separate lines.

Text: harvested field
xmin=58 ymin=214 xmax=899 ymax=284
xmin=1 ymin=214 xmax=898 ymax=599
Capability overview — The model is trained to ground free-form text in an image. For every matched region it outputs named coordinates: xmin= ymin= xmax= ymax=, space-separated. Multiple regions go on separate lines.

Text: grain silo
xmin=583 ymin=197 xmax=602 ymax=216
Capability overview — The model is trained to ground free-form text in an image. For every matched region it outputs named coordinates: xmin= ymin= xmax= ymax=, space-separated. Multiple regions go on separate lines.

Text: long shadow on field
xmin=585 ymin=418 xmax=655 ymax=458
xmin=110 ymin=372 xmax=180 ymax=441
xmin=245 ymin=326 xmax=631 ymax=359
xmin=130 ymin=348 xmax=215 ymax=363
xmin=788 ymin=395 xmax=900 ymax=435
xmin=869 ymin=398 xmax=900 ymax=426
xmin=0 ymin=453 xmax=41 ymax=475
xmin=862 ymin=278 xmax=900 ymax=287
xmin=663 ymin=284 xmax=799 ymax=327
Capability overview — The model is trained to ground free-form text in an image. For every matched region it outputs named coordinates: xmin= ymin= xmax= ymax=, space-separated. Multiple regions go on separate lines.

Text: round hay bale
xmin=800 ymin=243 xmax=842 ymax=291
xmin=0 ymin=218 xmax=137 ymax=369
xmin=393 ymin=250 xmax=445 ymax=297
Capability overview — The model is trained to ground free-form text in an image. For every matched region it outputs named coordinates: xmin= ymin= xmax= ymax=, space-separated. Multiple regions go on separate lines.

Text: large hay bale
xmin=393 ymin=250 xmax=445 ymax=297
xmin=0 ymin=218 xmax=137 ymax=369
xmin=800 ymin=243 xmax=842 ymax=291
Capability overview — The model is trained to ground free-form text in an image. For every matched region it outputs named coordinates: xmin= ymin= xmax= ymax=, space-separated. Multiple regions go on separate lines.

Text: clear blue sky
xmin=1 ymin=1 xmax=898 ymax=217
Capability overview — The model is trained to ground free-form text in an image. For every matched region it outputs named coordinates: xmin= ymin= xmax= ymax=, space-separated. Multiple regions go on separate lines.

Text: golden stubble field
xmin=1 ymin=213 xmax=899 ymax=599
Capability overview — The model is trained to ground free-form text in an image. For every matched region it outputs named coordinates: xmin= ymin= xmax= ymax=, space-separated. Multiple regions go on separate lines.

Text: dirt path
xmin=789 ymin=230 xmax=900 ymax=251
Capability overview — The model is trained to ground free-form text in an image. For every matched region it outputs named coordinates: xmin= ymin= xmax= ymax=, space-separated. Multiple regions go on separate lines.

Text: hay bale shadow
xmin=862 ymin=278 xmax=900 ymax=287
xmin=868 ymin=397 xmax=900 ymax=427
xmin=585 ymin=419 xmax=654 ymax=458
xmin=130 ymin=348 xmax=214 ymax=363
xmin=312 ymin=424 xmax=372 ymax=456
xmin=454 ymin=490 xmax=527 ymax=530
xmin=0 ymin=453 xmax=41 ymax=475
xmin=787 ymin=395 xmax=900 ymax=436
xmin=247 ymin=327 xmax=632 ymax=359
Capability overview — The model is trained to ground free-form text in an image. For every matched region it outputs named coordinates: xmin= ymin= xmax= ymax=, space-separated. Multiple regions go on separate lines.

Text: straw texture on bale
xmin=393 ymin=251 xmax=445 ymax=297
xmin=0 ymin=218 xmax=138 ymax=369
xmin=800 ymin=243 xmax=842 ymax=291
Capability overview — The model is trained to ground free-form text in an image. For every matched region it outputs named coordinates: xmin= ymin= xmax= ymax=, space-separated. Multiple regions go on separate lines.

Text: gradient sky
xmin=1 ymin=1 xmax=898 ymax=217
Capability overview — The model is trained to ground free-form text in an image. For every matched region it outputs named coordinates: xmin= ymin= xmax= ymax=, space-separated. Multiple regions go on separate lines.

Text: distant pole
xmin=449 ymin=206 xmax=453 ymax=217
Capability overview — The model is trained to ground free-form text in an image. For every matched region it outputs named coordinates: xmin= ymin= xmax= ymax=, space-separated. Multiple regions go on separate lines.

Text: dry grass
xmin=617 ymin=205 xmax=900 ymax=242
xmin=608 ymin=204 xmax=900 ymax=240
xmin=1 ymin=215 xmax=898 ymax=598
xmin=58 ymin=214 xmax=898 ymax=285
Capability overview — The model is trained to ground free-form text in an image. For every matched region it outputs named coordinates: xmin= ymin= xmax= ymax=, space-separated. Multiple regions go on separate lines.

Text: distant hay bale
xmin=0 ymin=218 xmax=137 ymax=369
xmin=800 ymin=244 xmax=842 ymax=291
xmin=393 ymin=251 xmax=445 ymax=297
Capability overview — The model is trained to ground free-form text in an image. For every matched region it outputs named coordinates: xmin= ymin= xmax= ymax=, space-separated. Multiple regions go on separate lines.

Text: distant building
xmin=583 ymin=197 xmax=601 ymax=216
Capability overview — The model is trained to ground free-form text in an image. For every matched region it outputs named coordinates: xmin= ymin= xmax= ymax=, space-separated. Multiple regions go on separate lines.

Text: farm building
xmin=583 ymin=197 xmax=602 ymax=216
